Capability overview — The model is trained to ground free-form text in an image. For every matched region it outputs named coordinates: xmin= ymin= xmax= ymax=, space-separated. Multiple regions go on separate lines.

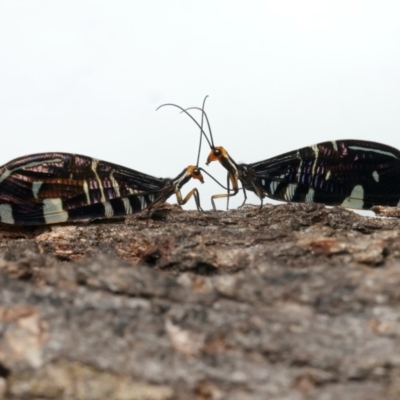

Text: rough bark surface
xmin=1 ymin=203 xmax=400 ymax=399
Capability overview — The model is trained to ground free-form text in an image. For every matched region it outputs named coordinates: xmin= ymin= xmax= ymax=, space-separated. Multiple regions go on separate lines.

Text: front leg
xmin=211 ymin=172 xmax=239 ymax=211
xmin=176 ymin=188 xmax=204 ymax=212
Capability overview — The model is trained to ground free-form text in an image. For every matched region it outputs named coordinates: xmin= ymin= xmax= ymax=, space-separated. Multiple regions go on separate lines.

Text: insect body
xmin=0 ymin=152 xmax=204 ymax=225
xmin=172 ymin=98 xmax=400 ymax=211
xmin=206 ymin=139 xmax=400 ymax=210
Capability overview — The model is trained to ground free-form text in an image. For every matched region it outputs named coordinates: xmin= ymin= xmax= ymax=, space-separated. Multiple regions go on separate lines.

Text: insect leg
xmin=211 ymin=172 xmax=239 ymax=211
xmin=176 ymin=188 xmax=204 ymax=212
xmin=226 ymin=173 xmax=231 ymax=210
xmin=239 ymin=186 xmax=248 ymax=208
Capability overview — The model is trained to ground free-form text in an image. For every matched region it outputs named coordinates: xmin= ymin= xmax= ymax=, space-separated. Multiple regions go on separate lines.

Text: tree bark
xmin=1 ymin=203 xmax=400 ymax=399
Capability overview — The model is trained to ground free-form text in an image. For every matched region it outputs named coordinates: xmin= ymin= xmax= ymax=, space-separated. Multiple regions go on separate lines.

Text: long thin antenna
xmin=184 ymin=105 xmax=215 ymax=148
xmin=196 ymin=96 xmax=208 ymax=167
xmin=156 ymin=103 xmax=214 ymax=149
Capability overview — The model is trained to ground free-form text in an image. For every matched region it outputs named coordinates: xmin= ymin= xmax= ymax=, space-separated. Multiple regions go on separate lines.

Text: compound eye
xmin=193 ymin=168 xmax=201 ymax=175
xmin=214 ymin=149 xmax=221 ymax=156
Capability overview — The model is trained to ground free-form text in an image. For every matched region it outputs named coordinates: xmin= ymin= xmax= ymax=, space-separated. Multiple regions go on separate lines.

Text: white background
xmin=1 ymin=1 xmax=399 ymax=210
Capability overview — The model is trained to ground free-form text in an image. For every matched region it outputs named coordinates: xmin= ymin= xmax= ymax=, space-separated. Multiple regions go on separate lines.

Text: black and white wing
xmin=248 ymin=140 xmax=400 ymax=209
xmin=0 ymin=153 xmax=167 ymax=225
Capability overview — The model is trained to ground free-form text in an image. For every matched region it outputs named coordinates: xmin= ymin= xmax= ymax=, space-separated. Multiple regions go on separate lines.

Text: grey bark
xmin=1 ymin=203 xmax=400 ymax=399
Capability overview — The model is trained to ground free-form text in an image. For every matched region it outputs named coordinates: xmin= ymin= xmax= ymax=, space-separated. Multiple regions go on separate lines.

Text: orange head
xmin=186 ymin=165 xmax=204 ymax=183
xmin=206 ymin=146 xmax=228 ymax=165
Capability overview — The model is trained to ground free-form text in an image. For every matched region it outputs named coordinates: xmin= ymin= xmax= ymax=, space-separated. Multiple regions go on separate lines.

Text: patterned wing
xmin=247 ymin=140 xmax=400 ymax=209
xmin=0 ymin=153 xmax=167 ymax=225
